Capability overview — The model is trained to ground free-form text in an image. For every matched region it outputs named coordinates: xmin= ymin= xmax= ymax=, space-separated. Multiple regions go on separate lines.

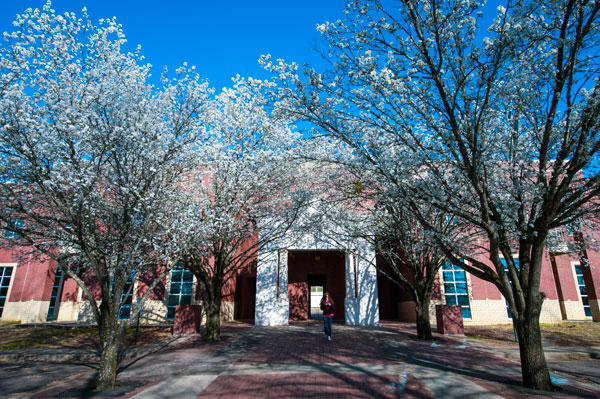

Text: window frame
xmin=441 ymin=263 xmax=472 ymax=319
xmin=572 ymin=261 xmax=592 ymax=318
xmin=0 ymin=263 xmax=17 ymax=319
xmin=166 ymin=266 xmax=195 ymax=320
xmin=3 ymin=219 xmax=24 ymax=239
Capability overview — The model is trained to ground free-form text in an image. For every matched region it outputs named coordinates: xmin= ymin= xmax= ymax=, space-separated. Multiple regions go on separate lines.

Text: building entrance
xmin=288 ymin=250 xmax=345 ymax=321
xmin=308 ymin=274 xmax=326 ymax=318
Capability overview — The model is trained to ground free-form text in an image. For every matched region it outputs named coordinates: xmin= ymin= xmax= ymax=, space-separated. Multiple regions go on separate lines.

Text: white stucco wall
xmin=255 ymin=249 xmax=289 ymax=326
xmin=344 ymin=248 xmax=380 ymax=326
xmin=255 ymin=230 xmax=380 ymax=326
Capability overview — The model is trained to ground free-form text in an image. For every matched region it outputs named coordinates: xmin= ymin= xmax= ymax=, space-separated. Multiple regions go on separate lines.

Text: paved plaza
xmin=1 ymin=322 xmax=599 ymax=398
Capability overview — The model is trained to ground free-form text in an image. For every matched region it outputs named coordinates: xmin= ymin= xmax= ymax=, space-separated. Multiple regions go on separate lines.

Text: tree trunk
xmin=415 ymin=296 xmax=432 ymax=340
xmin=97 ymin=307 xmax=121 ymax=390
xmin=514 ymin=315 xmax=553 ymax=391
xmin=203 ymin=291 xmax=222 ymax=341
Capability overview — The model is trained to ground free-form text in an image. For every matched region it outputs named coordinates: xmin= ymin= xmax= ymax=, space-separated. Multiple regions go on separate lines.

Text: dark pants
xmin=323 ymin=315 xmax=333 ymax=337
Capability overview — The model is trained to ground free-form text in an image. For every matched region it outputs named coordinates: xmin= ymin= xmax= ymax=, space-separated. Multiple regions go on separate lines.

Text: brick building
xmin=0 ymin=222 xmax=598 ymax=326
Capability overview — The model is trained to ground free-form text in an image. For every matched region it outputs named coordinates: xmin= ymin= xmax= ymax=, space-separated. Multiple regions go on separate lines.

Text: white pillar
xmin=344 ymin=246 xmax=380 ymax=326
xmin=255 ymin=248 xmax=289 ymax=326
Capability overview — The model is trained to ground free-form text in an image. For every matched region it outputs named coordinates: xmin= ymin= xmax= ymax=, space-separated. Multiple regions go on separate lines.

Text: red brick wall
xmin=550 ymin=254 xmax=579 ymax=301
xmin=0 ymin=248 xmax=55 ymax=302
xmin=469 ymin=253 xmax=502 ymax=300
xmin=60 ymin=275 xmax=80 ymax=302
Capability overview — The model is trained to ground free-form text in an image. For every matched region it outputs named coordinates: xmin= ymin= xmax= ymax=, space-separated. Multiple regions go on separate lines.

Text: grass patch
xmin=0 ymin=320 xmax=21 ymax=325
xmin=465 ymin=321 xmax=600 ymax=347
xmin=0 ymin=324 xmax=172 ymax=350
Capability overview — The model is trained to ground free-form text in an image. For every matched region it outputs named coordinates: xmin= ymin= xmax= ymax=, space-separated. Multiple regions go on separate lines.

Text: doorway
xmin=288 ymin=250 xmax=345 ymax=321
xmin=308 ymin=274 xmax=326 ymax=318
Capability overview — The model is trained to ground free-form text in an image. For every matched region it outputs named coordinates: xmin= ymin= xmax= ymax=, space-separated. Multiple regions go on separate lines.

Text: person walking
xmin=320 ymin=292 xmax=335 ymax=341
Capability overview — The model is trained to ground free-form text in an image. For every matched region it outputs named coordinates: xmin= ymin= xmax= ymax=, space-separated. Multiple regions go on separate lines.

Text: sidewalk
xmin=0 ymin=321 xmax=598 ymax=398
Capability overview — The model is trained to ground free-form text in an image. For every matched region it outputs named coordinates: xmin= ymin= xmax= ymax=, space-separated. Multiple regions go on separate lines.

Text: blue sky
xmin=0 ymin=0 xmax=347 ymax=90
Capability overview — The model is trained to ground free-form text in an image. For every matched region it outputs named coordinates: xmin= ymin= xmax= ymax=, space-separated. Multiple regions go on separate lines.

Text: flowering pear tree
xmin=303 ymin=140 xmax=475 ymax=341
xmin=173 ymin=77 xmax=309 ymax=341
xmin=265 ymin=0 xmax=600 ymax=391
xmin=0 ymin=4 xmax=209 ymax=390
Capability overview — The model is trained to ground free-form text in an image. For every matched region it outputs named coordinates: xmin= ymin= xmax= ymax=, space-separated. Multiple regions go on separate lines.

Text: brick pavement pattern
xmin=6 ymin=321 xmax=600 ymax=398
xmin=199 ymin=373 xmax=432 ymax=399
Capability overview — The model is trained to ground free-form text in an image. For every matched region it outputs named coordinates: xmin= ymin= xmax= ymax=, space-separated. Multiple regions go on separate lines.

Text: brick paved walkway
xmin=7 ymin=321 xmax=600 ymax=398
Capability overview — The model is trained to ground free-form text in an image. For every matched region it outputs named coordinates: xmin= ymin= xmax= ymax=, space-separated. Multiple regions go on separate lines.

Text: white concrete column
xmin=344 ymin=251 xmax=360 ymax=325
xmin=345 ymin=246 xmax=380 ymax=326
xmin=255 ymin=248 xmax=289 ymax=326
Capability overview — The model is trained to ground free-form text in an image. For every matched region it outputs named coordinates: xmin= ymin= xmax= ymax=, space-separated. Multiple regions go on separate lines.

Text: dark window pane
xmin=445 ymin=295 xmax=457 ymax=305
xmin=575 ymin=265 xmax=583 ymax=274
xmin=578 ymin=276 xmax=585 ymax=286
xmin=180 ymin=296 xmax=192 ymax=305
xmin=462 ymin=308 xmax=471 ymax=319
xmin=456 ymin=283 xmax=468 ymax=294
xmin=170 ymin=284 xmax=181 ymax=295
xmin=171 ymin=270 xmax=182 ymax=282
xmin=167 ymin=307 xmax=175 ymax=320
xmin=168 ymin=295 xmax=180 ymax=307
xmin=443 ymin=272 xmax=453 ymax=281
xmin=444 ymin=284 xmax=456 ymax=294
xmin=457 ymin=295 xmax=470 ymax=306
xmin=2 ymin=277 xmax=11 ymax=287
xmin=585 ymin=307 xmax=592 ymax=317
xmin=582 ymin=297 xmax=589 ymax=306
xmin=183 ymin=271 xmax=194 ymax=281
xmin=454 ymin=271 xmax=466 ymax=281
xmin=119 ymin=306 xmax=131 ymax=320
xmin=0 ymin=287 xmax=7 ymax=296
xmin=181 ymin=284 xmax=193 ymax=295
xmin=580 ymin=286 xmax=587 ymax=295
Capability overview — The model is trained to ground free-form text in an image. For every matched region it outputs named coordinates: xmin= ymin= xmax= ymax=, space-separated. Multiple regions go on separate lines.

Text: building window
xmin=500 ymin=257 xmax=520 ymax=318
xmin=111 ymin=271 xmax=135 ymax=320
xmin=0 ymin=266 xmax=14 ymax=318
xmin=166 ymin=267 xmax=194 ymax=320
xmin=118 ymin=274 xmax=135 ymax=320
xmin=442 ymin=263 xmax=471 ymax=319
xmin=574 ymin=264 xmax=592 ymax=317
xmin=46 ymin=270 xmax=64 ymax=321
xmin=3 ymin=219 xmax=23 ymax=239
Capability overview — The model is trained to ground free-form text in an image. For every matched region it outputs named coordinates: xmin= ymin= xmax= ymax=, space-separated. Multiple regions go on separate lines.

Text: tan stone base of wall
xmin=465 ymin=299 xmax=511 ymax=325
xmin=560 ymin=299 xmax=589 ymax=321
xmin=221 ymin=301 xmax=235 ymax=322
xmin=198 ymin=300 xmax=236 ymax=324
xmin=138 ymin=300 xmax=168 ymax=325
xmin=539 ymin=299 xmax=563 ymax=323
xmin=396 ymin=299 xmax=443 ymax=325
xmin=465 ymin=298 xmax=564 ymax=325
xmin=56 ymin=301 xmax=81 ymax=322
xmin=2 ymin=300 xmax=50 ymax=323
xmin=76 ymin=301 xmax=96 ymax=323
xmin=24 ymin=298 xmax=238 ymax=326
